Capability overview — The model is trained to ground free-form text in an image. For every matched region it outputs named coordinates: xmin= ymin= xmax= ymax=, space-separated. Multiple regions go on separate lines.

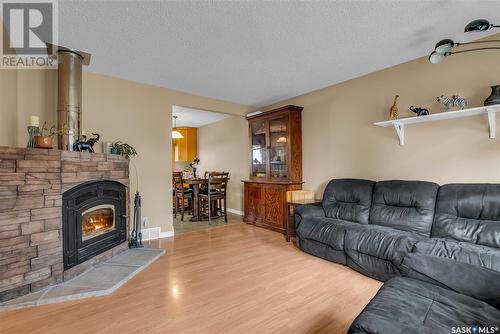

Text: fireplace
xmin=63 ymin=180 xmax=127 ymax=270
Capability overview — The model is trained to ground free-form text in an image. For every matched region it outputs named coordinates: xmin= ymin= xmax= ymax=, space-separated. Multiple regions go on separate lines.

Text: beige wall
xmin=264 ymin=35 xmax=500 ymax=198
xmin=0 ymin=70 xmax=17 ymax=147
xmin=0 ymin=69 xmax=251 ymax=234
xmin=16 ymin=70 xmax=57 ymax=145
xmin=2 ymin=33 xmax=499 ymax=228
xmin=174 ymin=161 xmax=190 ymax=172
xmin=0 ymin=69 xmax=57 ymax=146
xmin=0 ymin=22 xmax=19 ymax=147
xmin=197 ymin=116 xmax=249 ymax=213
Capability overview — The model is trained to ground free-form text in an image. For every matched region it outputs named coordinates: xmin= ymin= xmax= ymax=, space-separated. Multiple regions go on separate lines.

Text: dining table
xmin=184 ymin=176 xmax=230 ymax=222
xmin=184 ymin=178 xmax=207 ymax=222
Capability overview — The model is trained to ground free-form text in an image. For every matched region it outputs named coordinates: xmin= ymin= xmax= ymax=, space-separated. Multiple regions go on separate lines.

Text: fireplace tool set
xmin=129 ymin=191 xmax=143 ymax=248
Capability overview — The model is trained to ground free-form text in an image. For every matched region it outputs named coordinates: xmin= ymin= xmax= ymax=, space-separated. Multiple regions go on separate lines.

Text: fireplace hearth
xmin=63 ymin=180 xmax=127 ymax=270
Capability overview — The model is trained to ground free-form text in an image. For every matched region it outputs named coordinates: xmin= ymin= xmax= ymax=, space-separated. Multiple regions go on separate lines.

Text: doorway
xmin=171 ymin=105 xmax=243 ymax=233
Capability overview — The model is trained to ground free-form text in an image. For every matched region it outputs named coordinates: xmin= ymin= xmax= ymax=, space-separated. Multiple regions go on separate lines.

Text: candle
xmin=29 ymin=116 xmax=39 ymax=127
xmin=81 ymin=130 xmax=87 ymax=136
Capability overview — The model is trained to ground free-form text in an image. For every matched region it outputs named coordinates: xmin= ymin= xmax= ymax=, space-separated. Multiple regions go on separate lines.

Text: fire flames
xmin=82 ymin=209 xmax=114 ymax=239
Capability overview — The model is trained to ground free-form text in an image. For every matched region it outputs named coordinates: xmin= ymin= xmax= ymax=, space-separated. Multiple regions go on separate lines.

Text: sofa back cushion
xmin=433 ymin=184 xmax=500 ymax=248
xmin=369 ymin=180 xmax=439 ymax=236
xmin=322 ymin=179 xmax=375 ymax=224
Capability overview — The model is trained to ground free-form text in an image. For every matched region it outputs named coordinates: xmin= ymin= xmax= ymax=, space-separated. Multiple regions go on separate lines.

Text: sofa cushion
xmin=369 ymin=180 xmax=439 ymax=236
xmin=296 ymin=216 xmax=358 ymax=251
xmin=433 ymin=183 xmax=500 ymax=248
xmin=344 ymin=225 xmax=423 ymax=281
xmin=349 ymin=277 xmax=500 ymax=334
xmin=298 ymin=238 xmax=346 ymax=265
xmin=294 ymin=204 xmax=325 ymax=230
xmin=322 ymin=179 xmax=375 ymax=224
xmin=413 ymin=238 xmax=500 ymax=271
xmin=401 ymin=254 xmax=500 ymax=308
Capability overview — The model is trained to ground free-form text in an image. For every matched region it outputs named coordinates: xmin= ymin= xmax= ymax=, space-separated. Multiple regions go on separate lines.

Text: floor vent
xmin=141 ymin=227 xmax=161 ymax=241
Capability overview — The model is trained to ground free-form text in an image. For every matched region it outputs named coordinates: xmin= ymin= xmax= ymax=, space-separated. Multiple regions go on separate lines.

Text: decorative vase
xmin=110 ymin=147 xmax=120 ymax=155
xmin=34 ymin=135 xmax=53 ymax=149
xmin=27 ymin=126 xmax=40 ymax=148
xmin=484 ymin=85 xmax=500 ymax=106
xmin=102 ymin=142 xmax=112 ymax=154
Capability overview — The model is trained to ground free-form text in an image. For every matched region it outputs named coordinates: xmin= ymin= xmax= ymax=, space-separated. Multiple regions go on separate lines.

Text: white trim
xmin=141 ymin=228 xmax=174 ymax=241
xmin=227 ymin=208 xmax=244 ymax=216
xmin=159 ymin=231 xmax=175 ymax=239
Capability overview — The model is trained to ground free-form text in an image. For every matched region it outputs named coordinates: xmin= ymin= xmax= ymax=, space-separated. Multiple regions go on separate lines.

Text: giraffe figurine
xmin=389 ymin=95 xmax=399 ymax=120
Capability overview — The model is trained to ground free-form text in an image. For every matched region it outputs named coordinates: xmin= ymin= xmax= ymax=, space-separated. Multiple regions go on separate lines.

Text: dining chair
xmin=199 ymin=172 xmax=229 ymax=224
xmin=173 ymin=171 xmax=193 ymax=221
xmin=201 ymin=171 xmax=223 ymax=192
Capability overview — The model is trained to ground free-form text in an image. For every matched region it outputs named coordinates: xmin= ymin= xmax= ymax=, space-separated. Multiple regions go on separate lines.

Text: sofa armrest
xmin=401 ymin=253 xmax=500 ymax=309
xmin=295 ymin=204 xmax=325 ymax=229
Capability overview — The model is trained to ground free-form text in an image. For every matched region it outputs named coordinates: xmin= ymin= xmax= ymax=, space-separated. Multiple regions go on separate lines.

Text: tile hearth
xmin=0 ymin=246 xmax=164 ymax=310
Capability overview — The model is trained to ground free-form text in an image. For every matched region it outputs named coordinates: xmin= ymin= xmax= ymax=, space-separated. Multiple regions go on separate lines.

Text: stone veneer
xmin=0 ymin=147 xmax=130 ymax=302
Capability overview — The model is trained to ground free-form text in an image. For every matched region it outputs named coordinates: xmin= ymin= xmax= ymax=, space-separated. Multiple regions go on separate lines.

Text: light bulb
xmin=172 ymin=130 xmax=184 ymax=139
xmin=429 ymin=51 xmax=446 ymax=64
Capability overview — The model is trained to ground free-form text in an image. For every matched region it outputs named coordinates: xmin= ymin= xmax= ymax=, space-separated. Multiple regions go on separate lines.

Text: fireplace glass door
xmin=81 ymin=205 xmax=116 ymax=242
xmin=63 ymin=180 xmax=126 ymax=270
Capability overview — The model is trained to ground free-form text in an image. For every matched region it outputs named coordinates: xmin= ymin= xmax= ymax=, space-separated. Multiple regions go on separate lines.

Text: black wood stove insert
xmin=63 ymin=180 xmax=127 ymax=270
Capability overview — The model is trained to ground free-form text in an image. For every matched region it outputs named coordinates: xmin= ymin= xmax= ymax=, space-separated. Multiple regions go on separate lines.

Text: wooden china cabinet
xmin=242 ymin=105 xmax=303 ymax=234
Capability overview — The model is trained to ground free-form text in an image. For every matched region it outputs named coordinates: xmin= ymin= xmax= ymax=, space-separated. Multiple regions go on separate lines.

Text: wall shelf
xmin=374 ymin=104 xmax=500 ymax=145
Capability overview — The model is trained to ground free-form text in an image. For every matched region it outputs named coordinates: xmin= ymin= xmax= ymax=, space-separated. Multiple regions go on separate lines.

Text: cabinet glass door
xmin=269 ymin=116 xmax=288 ymax=179
xmin=251 ymin=120 xmax=267 ymax=177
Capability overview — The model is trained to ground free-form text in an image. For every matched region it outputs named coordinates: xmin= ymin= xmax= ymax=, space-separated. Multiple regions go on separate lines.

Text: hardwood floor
xmin=0 ymin=223 xmax=382 ymax=334
xmin=173 ymin=212 xmax=242 ymax=234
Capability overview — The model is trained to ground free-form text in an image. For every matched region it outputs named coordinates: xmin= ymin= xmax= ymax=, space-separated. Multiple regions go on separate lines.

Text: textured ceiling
xmin=58 ymin=1 xmax=500 ymax=107
xmin=172 ymin=105 xmax=231 ymax=128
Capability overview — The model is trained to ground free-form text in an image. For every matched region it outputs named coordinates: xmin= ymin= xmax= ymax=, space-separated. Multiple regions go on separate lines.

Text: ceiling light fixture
xmin=429 ymin=18 xmax=500 ymax=64
xmin=428 ymin=39 xmax=500 ymax=64
xmin=434 ymin=39 xmax=456 ymax=53
xmin=464 ymin=19 xmax=500 ymax=33
xmin=172 ymin=116 xmax=184 ymax=139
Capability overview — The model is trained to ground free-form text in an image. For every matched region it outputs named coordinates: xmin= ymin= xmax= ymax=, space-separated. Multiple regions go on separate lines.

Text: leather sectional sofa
xmin=295 ymin=179 xmax=500 ymax=333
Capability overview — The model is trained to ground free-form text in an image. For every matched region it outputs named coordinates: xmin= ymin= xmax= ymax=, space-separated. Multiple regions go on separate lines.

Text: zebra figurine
xmin=437 ymin=95 xmax=468 ymax=110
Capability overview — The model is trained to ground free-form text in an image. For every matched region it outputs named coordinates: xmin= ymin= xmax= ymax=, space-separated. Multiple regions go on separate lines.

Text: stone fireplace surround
xmin=0 ymin=147 xmax=130 ymax=302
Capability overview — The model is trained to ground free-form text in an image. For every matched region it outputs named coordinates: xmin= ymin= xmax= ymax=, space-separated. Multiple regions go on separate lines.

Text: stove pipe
xmin=57 ymin=51 xmax=82 ymax=150
xmin=52 ymin=45 xmax=91 ymax=150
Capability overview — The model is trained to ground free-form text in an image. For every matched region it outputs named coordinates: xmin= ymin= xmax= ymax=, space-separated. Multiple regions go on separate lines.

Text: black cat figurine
xmin=409 ymin=106 xmax=430 ymax=117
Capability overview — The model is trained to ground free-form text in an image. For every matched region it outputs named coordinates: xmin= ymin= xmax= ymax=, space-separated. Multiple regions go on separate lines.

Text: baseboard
xmin=159 ymin=231 xmax=175 ymax=239
xmin=142 ymin=227 xmax=175 ymax=241
xmin=227 ymin=208 xmax=244 ymax=216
